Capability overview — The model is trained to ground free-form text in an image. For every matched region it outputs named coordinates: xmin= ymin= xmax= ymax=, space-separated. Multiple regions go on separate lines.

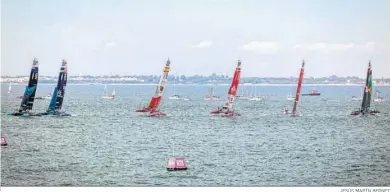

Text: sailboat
xmin=249 ymin=82 xmax=264 ymax=101
xmin=374 ymin=88 xmax=385 ymax=102
xmin=39 ymin=59 xmax=70 ymax=116
xmin=236 ymin=77 xmax=249 ymax=100
xmin=302 ymin=88 xmax=321 ymax=96
xmin=210 ymin=60 xmax=242 ymax=116
xmin=8 ymin=58 xmax=40 ymax=117
xmin=284 ymin=60 xmax=305 ymax=116
xmin=102 ymin=84 xmax=116 ymax=99
xmin=168 ymin=76 xmax=189 ymax=100
xmin=351 ymin=88 xmax=363 ymax=101
xmin=286 ymin=93 xmax=295 ymax=101
xmin=204 ymin=87 xmax=220 ymax=100
xmin=136 ymin=59 xmax=171 ymax=117
xmin=7 ymin=82 xmax=12 ymax=94
xmin=351 ymin=61 xmax=380 ymax=115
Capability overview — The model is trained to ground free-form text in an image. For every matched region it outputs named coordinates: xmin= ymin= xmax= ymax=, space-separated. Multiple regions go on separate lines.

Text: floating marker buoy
xmin=1 ymin=137 xmax=7 ymax=146
xmin=167 ymin=157 xmax=187 ymax=171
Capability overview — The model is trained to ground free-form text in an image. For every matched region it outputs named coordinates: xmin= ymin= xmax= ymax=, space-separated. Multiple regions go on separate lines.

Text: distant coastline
xmin=2 ymin=82 xmax=390 ymax=87
xmin=1 ymin=74 xmax=390 ymax=86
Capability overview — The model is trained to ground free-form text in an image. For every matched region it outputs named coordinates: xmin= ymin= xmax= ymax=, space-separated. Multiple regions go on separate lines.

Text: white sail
xmin=112 ymin=89 xmax=116 ymax=96
xmin=8 ymin=82 xmax=12 ymax=93
xmin=103 ymin=85 xmax=107 ymax=96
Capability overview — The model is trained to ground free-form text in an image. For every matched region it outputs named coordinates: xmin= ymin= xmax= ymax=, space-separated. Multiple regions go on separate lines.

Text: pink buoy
xmin=167 ymin=157 xmax=187 ymax=171
xmin=1 ymin=137 xmax=7 ymax=146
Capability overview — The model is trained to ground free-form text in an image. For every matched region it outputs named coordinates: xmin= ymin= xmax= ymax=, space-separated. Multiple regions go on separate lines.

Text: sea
xmin=1 ymin=84 xmax=390 ymax=186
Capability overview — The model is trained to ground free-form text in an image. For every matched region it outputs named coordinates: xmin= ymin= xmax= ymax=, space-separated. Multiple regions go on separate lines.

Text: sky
xmin=1 ymin=0 xmax=390 ymax=78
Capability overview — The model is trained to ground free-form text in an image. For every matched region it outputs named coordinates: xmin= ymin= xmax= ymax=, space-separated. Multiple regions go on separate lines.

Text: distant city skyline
xmin=2 ymin=0 xmax=390 ymax=78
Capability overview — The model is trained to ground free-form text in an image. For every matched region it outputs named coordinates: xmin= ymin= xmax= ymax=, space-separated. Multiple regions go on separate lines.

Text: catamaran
xmin=168 ymin=76 xmax=189 ymax=100
xmin=39 ymin=60 xmax=70 ymax=116
xmin=210 ymin=60 xmax=242 ymax=116
xmin=102 ymin=84 xmax=116 ymax=99
xmin=136 ymin=59 xmax=171 ymax=117
xmin=8 ymin=58 xmax=40 ymax=117
xmin=284 ymin=60 xmax=305 ymax=116
xmin=7 ymin=82 xmax=12 ymax=94
xmin=351 ymin=61 xmax=380 ymax=115
xmin=204 ymin=87 xmax=220 ymax=100
xmin=374 ymin=88 xmax=385 ymax=102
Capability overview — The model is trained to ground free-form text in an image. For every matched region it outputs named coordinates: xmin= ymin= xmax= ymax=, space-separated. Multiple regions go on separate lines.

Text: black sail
xmin=47 ymin=60 xmax=68 ymax=112
xmin=19 ymin=58 xmax=39 ymax=113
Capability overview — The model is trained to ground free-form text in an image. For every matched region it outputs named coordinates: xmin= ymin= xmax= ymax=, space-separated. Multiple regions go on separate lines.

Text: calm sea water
xmin=1 ymin=84 xmax=390 ymax=186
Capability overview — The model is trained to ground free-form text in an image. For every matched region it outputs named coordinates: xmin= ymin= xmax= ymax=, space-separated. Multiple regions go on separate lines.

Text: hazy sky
xmin=1 ymin=0 xmax=390 ymax=78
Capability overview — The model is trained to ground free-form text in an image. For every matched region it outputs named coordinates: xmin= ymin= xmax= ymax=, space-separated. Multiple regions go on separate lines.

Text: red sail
xmin=228 ymin=60 xmax=242 ymax=96
xmin=292 ymin=60 xmax=305 ymax=114
xmin=148 ymin=96 xmax=162 ymax=110
xmin=223 ymin=60 xmax=242 ymax=110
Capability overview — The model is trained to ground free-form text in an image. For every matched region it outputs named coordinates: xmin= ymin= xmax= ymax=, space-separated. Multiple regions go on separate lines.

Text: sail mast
xmin=361 ymin=61 xmax=371 ymax=113
xmin=223 ymin=60 xmax=242 ymax=111
xmin=292 ymin=60 xmax=305 ymax=114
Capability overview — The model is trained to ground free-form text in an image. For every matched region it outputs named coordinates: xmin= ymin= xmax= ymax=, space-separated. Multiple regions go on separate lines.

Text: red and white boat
xmin=210 ymin=60 xmax=242 ymax=117
xmin=302 ymin=89 xmax=321 ymax=96
xmin=136 ymin=59 xmax=171 ymax=117
xmin=284 ymin=60 xmax=305 ymax=116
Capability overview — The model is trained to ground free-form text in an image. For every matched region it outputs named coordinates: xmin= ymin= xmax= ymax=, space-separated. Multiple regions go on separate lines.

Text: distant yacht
xmin=287 ymin=93 xmax=295 ymax=101
xmin=374 ymin=88 xmax=385 ymax=102
xmin=249 ymin=83 xmax=265 ymax=101
xmin=236 ymin=80 xmax=250 ymax=100
xmin=7 ymin=82 xmax=11 ymax=94
xmin=102 ymin=85 xmax=115 ymax=99
xmin=168 ymin=76 xmax=189 ymax=100
xmin=204 ymin=87 xmax=220 ymax=100
xmin=351 ymin=88 xmax=362 ymax=101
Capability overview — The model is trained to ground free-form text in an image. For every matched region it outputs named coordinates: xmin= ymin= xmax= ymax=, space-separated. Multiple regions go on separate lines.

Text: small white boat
xmin=102 ymin=85 xmax=115 ymax=100
xmin=287 ymin=93 xmax=294 ymax=101
xmin=168 ymin=76 xmax=189 ymax=100
xmin=374 ymin=89 xmax=384 ymax=102
xmin=169 ymin=95 xmax=189 ymax=100
xmin=374 ymin=97 xmax=385 ymax=102
xmin=204 ymin=88 xmax=220 ymax=100
xmin=351 ymin=96 xmax=362 ymax=101
xmin=249 ymin=96 xmax=265 ymax=101
xmin=249 ymin=83 xmax=264 ymax=101
xmin=7 ymin=82 xmax=12 ymax=94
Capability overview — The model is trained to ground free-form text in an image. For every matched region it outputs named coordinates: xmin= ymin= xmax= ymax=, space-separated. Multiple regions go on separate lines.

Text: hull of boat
xmin=38 ymin=111 xmax=71 ymax=116
xmin=102 ymin=96 xmax=115 ymax=99
xmin=351 ymin=110 xmax=380 ymax=116
xmin=136 ymin=108 xmax=153 ymax=113
xmin=302 ymin=93 xmax=321 ymax=96
xmin=204 ymin=97 xmax=219 ymax=101
xmin=150 ymin=111 xmax=167 ymax=117
xmin=211 ymin=109 xmax=240 ymax=116
xmin=8 ymin=112 xmax=41 ymax=117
